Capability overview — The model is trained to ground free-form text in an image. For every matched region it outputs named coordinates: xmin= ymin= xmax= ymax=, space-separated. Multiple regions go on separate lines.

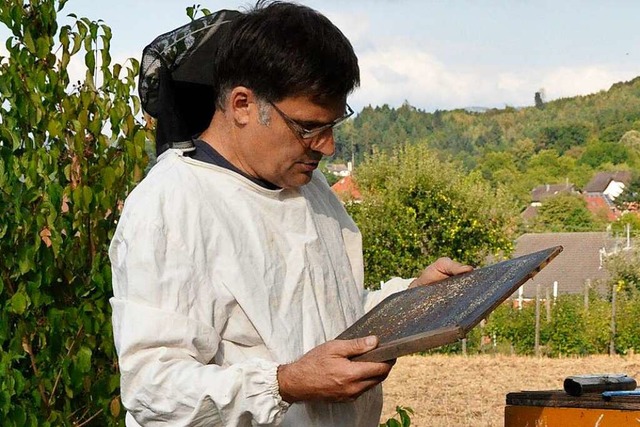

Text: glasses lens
xmin=300 ymin=105 xmax=353 ymax=139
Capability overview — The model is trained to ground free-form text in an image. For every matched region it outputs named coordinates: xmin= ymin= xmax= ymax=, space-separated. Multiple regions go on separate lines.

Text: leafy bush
xmin=533 ymin=194 xmax=604 ymax=232
xmin=545 ymin=296 xmax=592 ymax=356
xmin=348 ymin=143 xmax=517 ymax=288
xmin=0 ymin=1 xmax=147 ymax=425
xmin=615 ymin=290 xmax=640 ymax=353
xmin=463 ymin=288 xmax=640 ymax=357
xmin=485 ymin=303 xmax=536 ymax=355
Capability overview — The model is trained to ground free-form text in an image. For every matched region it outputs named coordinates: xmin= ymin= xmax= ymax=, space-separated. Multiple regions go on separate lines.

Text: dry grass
xmin=381 ymin=354 xmax=640 ymax=426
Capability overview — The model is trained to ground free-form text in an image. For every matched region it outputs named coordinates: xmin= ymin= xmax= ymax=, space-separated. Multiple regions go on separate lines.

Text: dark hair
xmin=214 ymin=1 xmax=360 ymax=106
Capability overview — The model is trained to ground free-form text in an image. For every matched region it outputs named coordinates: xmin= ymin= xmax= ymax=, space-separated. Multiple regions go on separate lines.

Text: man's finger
xmin=335 ymin=336 xmax=378 ymax=357
xmin=433 ymin=257 xmax=473 ymax=276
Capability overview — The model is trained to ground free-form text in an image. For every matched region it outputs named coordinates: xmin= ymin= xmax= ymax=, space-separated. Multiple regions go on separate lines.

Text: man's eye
xmin=298 ymin=121 xmax=323 ymax=129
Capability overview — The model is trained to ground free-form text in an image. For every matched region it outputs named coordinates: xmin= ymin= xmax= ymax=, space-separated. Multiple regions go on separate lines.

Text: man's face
xmin=238 ymin=95 xmax=347 ymax=189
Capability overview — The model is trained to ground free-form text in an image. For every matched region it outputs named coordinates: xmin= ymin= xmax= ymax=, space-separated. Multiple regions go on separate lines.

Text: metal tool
xmin=564 ymin=374 xmax=637 ymax=396
xmin=602 ymin=390 xmax=640 ymax=400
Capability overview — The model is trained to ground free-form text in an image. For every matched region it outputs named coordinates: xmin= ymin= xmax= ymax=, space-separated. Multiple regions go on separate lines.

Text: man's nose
xmin=313 ymin=129 xmax=336 ymax=157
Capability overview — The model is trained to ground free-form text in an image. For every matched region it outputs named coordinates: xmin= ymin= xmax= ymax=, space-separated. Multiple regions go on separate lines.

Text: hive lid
xmin=338 ymin=246 xmax=563 ymax=362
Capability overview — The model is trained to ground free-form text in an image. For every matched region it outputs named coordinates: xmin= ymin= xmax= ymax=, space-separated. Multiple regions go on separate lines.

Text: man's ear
xmin=228 ymin=86 xmax=254 ymax=125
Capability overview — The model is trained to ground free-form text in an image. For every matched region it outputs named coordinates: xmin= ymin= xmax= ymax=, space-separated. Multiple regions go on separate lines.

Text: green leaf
xmin=76 ymin=346 xmax=92 ymax=373
xmin=398 ymin=408 xmax=411 ymax=426
xmin=23 ymin=30 xmax=35 ymax=53
xmin=9 ymin=292 xmax=28 ymax=315
xmin=82 ymin=186 xmax=93 ymax=209
xmin=70 ymin=32 xmax=83 ymax=55
xmin=84 ymin=50 xmax=95 ymax=73
xmin=11 ymin=406 xmax=26 ymax=426
xmin=133 ymin=128 xmax=146 ymax=152
xmin=36 ymin=37 xmax=50 ymax=59
xmin=47 ymin=120 xmax=63 ymax=138
xmin=384 ymin=419 xmax=401 ymax=427
xmin=102 ymin=167 xmax=115 ymax=188
xmin=11 ymin=130 xmax=21 ymax=151
xmin=186 ymin=6 xmax=195 ymax=20
xmin=18 ymin=253 xmax=34 ymax=275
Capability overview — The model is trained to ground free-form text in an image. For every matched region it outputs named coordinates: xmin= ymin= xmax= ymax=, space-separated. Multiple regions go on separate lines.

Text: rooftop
xmin=331 ymin=175 xmax=362 ymax=202
xmin=583 ymin=171 xmax=632 ymax=193
xmin=531 ymin=183 xmax=575 ymax=203
xmin=511 ymin=232 xmax=624 ymax=298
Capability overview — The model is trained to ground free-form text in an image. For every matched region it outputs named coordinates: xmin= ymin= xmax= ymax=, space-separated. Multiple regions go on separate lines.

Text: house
xmin=521 ymin=182 xmax=575 ymax=222
xmin=510 ymin=232 xmax=623 ymax=300
xmin=530 ymin=182 xmax=576 ymax=206
xmin=326 ymin=162 xmax=352 ymax=177
xmin=584 ymin=194 xmax=617 ymax=221
xmin=582 ymin=171 xmax=631 ymax=220
xmin=583 ymin=171 xmax=632 ymax=199
xmin=331 ymin=175 xmax=362 ymax=202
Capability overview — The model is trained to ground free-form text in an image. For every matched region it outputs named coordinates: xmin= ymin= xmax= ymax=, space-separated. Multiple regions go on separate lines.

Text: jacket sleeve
xmin=109 ymin=216 xmax=288 ymax=426
xmin=362 ymin=277 xmax=413 ymax=313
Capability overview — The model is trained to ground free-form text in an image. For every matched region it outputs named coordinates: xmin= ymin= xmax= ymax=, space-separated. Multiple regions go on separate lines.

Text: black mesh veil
xmin=139 ymin=10 xmax=241 ymax=155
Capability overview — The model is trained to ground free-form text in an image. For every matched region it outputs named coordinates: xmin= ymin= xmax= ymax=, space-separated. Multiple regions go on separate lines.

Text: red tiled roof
xmin=331 ymin=175 xmax=362 ymax=201
xmin=583 ymin=194 xmax=619 ymax=221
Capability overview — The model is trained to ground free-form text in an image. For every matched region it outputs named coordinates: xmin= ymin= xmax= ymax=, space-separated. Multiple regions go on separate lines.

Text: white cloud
xmin=350 ymin=38 xmax=639 ymax=111
xmin=540 ymin=66 xmax=637 ymax=101
xmin=352 ymin=41 xmax=492 ymax=110
xmin=323 ymin=11 xmax=371 ymax=45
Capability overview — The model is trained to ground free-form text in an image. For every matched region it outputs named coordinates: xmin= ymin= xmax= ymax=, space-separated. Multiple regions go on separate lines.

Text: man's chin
xmin=281 ymin=172 xmax=313 ymax=190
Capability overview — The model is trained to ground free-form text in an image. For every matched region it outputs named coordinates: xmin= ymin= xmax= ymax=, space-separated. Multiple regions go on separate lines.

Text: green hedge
xmin=442 ymin=291 xmax=640 ymax=357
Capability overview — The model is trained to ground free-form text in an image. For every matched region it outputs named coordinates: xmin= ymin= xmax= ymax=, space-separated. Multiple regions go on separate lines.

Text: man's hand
xmin=277 ymin=336 xmax=394 ymax=403
xmin=409 ymin=257 xmax=473 ymax=288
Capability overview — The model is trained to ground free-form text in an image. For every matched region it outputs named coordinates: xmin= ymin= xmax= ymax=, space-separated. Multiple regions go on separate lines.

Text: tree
xmin=579 ymin=141 xmax=633 ymax=168
xmin=533 ymin=195 xmax=602 ymax=232
xmin=611 ymin=213 xmax=640 ymax=238
xmin=475 ymin=151 xmax=518 ymax=186
xmin=605 ymin=248 xmax=640 ymax=294
xmin=537 ymin=124 xmax=590 ymax=154
xmin=0 ymin=1 xmax=147 ymax=425
xmin=347 ymin=142 xmax=518 ymax=288
xmin=615 ymin=174 xmax=640 ymax=210
xmin=534 ymin=90 xmax=545 ymax=109
xmin=620 ymin=130 xmax=640 ymax=151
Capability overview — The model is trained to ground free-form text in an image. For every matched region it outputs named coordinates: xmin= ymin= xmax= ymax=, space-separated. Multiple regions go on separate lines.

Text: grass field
xmin=380 ymin=354 xmax=640 ymax=426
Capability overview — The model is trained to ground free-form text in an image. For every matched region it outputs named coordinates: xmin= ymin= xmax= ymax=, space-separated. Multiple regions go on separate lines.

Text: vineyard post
xmin=535 ymin=284 xmax=541 ymax=357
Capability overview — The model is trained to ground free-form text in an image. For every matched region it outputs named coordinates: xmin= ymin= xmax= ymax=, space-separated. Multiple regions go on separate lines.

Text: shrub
xmin=348 ymin=143 xmax=517 ymax=288
xmin=0 ymin=1 xmax=147 ymax=424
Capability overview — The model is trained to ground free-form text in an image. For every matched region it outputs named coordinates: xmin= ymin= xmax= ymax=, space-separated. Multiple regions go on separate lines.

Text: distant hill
xmin=464 ymin=106 xmax=491 ymax=113
xmin=334 ymin=76 xmax=640 ymax=209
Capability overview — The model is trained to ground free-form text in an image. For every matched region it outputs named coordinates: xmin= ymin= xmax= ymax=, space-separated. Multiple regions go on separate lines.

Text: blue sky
xmin=6 ymin=1 xmax=640 ymax=112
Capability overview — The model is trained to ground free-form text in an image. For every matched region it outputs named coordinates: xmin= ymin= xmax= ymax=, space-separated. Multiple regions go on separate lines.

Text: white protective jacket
xmin=109 ymin=150 xmax=411 ymax=426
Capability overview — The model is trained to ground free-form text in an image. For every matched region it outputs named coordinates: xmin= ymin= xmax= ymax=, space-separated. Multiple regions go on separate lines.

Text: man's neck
xmin=197 ymin=114 xmax=279 ymax=190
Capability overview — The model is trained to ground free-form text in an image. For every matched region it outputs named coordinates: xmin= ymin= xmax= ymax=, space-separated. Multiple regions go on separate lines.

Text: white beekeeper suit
xmin=109 ymin=150 xmax=411 ymax=426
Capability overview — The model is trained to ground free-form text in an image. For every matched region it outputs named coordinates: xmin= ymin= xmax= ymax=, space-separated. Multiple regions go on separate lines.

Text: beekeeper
xmin=109 ymin=2 xmax=471 ymax=426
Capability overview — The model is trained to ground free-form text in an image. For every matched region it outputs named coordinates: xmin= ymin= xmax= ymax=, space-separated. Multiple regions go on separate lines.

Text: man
xmin=110 ymin=2 xmax=471 ymax=426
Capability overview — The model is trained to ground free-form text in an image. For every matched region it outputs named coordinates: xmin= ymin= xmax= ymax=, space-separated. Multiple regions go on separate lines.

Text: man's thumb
xmin=349 ymin=335 xmax=378 ymax=355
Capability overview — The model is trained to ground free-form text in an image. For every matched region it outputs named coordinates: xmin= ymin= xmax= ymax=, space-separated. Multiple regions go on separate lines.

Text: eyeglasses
xmin=268 ymin=101 xmax=354 ymax=141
